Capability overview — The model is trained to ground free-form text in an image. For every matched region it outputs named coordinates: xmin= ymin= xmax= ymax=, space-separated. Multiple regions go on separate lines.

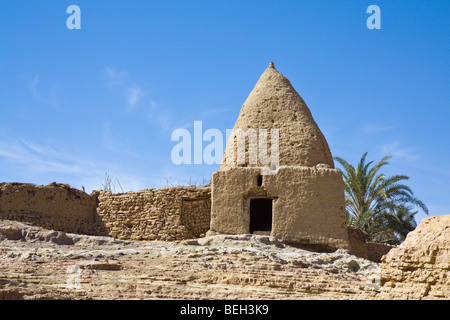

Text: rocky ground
xmin=0 ymin=220 xmax=382 ymax=300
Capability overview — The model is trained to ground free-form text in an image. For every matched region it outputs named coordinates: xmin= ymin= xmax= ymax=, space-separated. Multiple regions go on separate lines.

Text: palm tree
xmin=334 ymin=152 xmax=428 ymax=244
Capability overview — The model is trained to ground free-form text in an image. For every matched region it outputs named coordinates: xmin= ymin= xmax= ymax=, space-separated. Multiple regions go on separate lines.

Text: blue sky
xmin=0 ymin=1 xmax=448 ymax=223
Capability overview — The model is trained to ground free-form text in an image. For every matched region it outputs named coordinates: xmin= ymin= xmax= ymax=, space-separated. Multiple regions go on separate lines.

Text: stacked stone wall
xmin=94 ymin=187 xmax=211 ymax=241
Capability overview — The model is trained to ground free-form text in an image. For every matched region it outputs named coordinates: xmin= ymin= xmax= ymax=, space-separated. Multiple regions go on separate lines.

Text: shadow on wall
xmin=347 ymin=227 xmax=394 ymax=263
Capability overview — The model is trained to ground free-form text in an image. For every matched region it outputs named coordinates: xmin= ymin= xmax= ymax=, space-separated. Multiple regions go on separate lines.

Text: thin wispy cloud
xmin=360 ymin=123 xmax=394 ymax=135
xmin=126 ymin=86 xmax=143 ymax=108
xmin=0 ymin=139 xmax=98 ymax=175
xmin=0 ymin=139 xmax=144 ymax=193
xmin=146 ymin=100 xmax=175 ymax=132
xmin=27 ymin=74 xmax=62 ymax=110
xmin=202 ymin=107 xmax=233 ymax=115
xmin=103 ymin=66 xmax=145 ymax=109
xmin=101 ymin=121 xmax=138 ymax=156
xmin=104 ymin=66 xmax=127 ymax=83
xmin=381 ymin=141 xmax=420 ymax=162
xmin=103 ymin=66 xmax=175 ymax=131
xmin=30 ymin=74 xmax=40 ymax=98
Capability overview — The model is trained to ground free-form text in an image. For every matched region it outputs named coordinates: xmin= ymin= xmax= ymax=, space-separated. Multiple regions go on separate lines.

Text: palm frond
xmin=334 ymin=152 xmax=428 ymax=244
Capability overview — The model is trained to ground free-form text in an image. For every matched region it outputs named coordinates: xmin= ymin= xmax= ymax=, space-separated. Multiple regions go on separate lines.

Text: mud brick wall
xmin=0 ymin=182 xmax=97 ymax=235
xmin=94 ymin=187 xmax=211 ymax=241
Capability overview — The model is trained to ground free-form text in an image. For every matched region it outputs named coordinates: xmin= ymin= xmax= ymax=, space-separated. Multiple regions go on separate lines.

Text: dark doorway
xmin=249 ymin=198 xmax=273 ymax=234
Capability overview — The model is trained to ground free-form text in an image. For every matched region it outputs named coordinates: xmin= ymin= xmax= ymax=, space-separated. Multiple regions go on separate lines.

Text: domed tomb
xmin=220 ymin=61 xmax=334 ymax=170
xmin=210 ymin=63 xmax=349 ymax=250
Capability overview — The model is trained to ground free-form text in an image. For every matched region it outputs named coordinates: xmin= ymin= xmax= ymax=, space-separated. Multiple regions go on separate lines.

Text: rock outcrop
xmin=369 ymin=215 xmax=449 ymax=299
xmin=1 ymin=216 xmax=449 ymax=300
xmin=0 ymin=220 xmax=376 ymax=300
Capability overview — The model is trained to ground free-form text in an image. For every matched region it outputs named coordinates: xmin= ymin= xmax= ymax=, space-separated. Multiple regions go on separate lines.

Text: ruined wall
xmin=94 ymin=187 xmax=211 ymax=241
xmin=0 ymin=183 xmax=211 ymax=241
xmin=347 ymin=227 xmax=393 ymax=263
xmin=211 ymin=166 xmax=350 ymax=250
xmin=0 ymin=183 xmax=97 ymax=235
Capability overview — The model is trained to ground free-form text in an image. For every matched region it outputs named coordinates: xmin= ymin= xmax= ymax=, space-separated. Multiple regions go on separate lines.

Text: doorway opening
xmin=249 ymin=198 xmax=273 ymax=234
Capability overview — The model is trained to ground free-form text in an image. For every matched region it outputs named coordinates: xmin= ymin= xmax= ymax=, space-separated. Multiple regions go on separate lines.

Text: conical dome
xmin=220 ymin=62 xmax=334 ymax=170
